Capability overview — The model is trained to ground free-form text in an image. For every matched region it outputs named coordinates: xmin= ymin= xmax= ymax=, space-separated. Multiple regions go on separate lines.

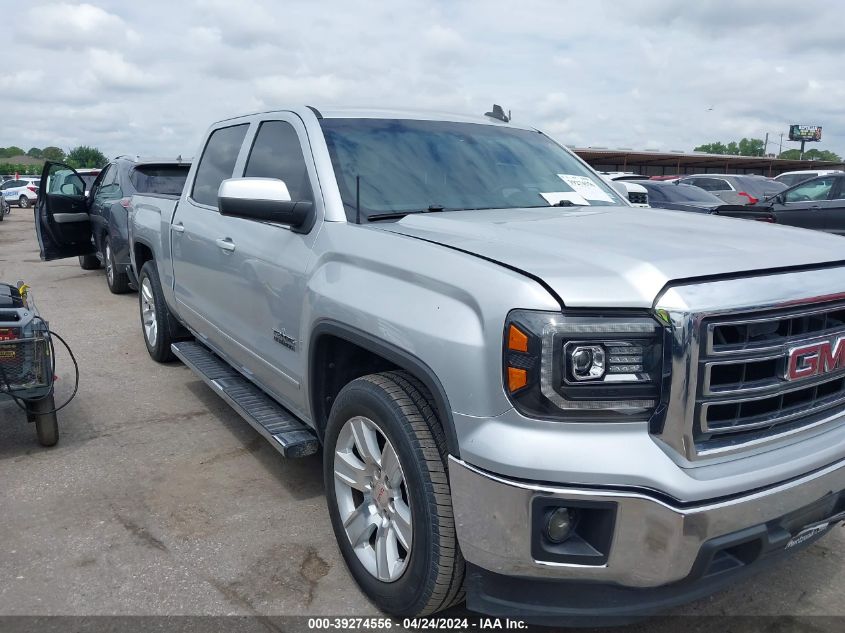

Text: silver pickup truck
xmin=36 ymin=107 xmax=845 ymax=623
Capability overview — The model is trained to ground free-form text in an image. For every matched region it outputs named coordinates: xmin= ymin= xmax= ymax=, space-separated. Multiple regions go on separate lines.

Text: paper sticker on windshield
xmin=540 ymin=191 xmax=589 ymax=206
xmin=558 ymin=174 xmax=614 ymax=203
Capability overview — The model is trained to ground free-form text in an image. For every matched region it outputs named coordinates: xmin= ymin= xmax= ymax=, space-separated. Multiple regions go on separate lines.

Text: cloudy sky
xmin=5 ymin=0 xmax=844 ymax=159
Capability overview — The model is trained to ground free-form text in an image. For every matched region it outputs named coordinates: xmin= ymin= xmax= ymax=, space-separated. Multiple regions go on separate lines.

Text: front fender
xmin=303 ymin=223 xmax=559 ymax=421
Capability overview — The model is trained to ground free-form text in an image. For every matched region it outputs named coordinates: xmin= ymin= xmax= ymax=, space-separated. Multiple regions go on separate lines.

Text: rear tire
xmin=324 ymin=371 xmax=465 ymax=617
xmin=138 ymin=260 xmax=177 ymax=362
xmin=105 ymin=236 xmax=130 ymax=294
xmin=28 ymin=395 xmax=59 ymax=447
xmin=18 ymin=195 xmax=30 ymax=209
xmin=78 ymin=254 xmax=101 ymax=270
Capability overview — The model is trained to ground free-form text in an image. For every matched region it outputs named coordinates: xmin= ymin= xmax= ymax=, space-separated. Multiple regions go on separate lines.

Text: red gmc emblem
xmin=786 ymin=335 xmax=845 ymax=381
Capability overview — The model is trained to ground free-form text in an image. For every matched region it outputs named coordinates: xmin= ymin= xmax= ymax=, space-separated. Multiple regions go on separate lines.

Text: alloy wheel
xmin=140 ymin=277 xmax=158 ymax=347
xmin=105 ymin=242 xmax=114 ymax=284
xmin=333 ymin=415 xmax=412 ymax=582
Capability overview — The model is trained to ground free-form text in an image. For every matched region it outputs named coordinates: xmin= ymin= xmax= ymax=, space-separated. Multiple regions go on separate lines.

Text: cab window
xmin=191 ymin=124 xmax=249 ymax=208
xmin=244 ymin=120 xmax=313 ymax=203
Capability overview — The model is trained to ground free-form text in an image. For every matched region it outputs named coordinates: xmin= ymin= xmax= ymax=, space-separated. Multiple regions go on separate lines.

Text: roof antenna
xmin=484 ymin=104 xmax=510 ymax=123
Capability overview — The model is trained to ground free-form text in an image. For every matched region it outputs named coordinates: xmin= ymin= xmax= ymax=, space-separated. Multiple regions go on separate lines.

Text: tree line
xmin=693 ymin=138 xmax=841 ymax=162
xmin=0 ymin=145 xmax=108 ymax=175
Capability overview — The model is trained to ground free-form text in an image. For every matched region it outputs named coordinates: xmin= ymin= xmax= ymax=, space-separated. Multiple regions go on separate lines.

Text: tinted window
xmin=191 ymin=124 xmax=249 ymax=207
xmin=44 ymin=163 xmax=84 ymax=196
xmin=131 ymin=164 xmax=191 ymax=195
xmin=244 ymin=121 xmax=313 ymax=202
xmin=94 ymin=164 xmax=121 ymax=199
xmin=784 ymin=177 xmax=836 ymax=203
xmin=704 ymin=178 xmax=731 ymax=191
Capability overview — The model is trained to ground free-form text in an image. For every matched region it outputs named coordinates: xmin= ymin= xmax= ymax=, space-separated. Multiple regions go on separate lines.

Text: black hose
xmin=0 ymin=319 xmax=80 ymax=415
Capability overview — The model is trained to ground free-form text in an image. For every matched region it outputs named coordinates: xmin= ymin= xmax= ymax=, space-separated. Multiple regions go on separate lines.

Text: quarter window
xmin=191 ymin=124 xmax=249 ymax=208
xmin=244 ymin=121 xmax=313 ymax=202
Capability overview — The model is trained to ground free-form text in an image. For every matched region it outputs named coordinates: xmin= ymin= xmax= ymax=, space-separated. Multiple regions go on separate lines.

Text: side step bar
xmin=171 ymin=341 xmax=319 ymax=458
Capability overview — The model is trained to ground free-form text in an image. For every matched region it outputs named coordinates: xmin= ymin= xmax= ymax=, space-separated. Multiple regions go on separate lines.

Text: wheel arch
xmin=309 ymin=320 xmax=460 ymax=458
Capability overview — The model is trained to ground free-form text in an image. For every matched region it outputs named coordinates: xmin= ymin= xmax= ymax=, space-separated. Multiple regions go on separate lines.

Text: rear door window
xmin=131 ymin=164 xmax=191 ymax=195
xmin=244 ymin=120 xmax=313 ymax=202
xmin=191 ymin=124 xmax=249 ymax=208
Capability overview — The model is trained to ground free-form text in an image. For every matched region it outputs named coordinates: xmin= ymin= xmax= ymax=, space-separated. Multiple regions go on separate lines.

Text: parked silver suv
xmin=36 ymin=107 xmax=845 ymax=623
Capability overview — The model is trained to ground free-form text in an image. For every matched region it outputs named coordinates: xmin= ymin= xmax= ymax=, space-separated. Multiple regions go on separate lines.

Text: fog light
xmin=545 ymin=508 xmax=573 ymax=543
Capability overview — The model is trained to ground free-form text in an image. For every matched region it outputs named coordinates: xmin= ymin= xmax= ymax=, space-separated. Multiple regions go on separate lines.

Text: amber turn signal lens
xmin=508 ymin=324 xmax=529 ymax=352
xmin=507 ymin=366 xmax=528 ymax=392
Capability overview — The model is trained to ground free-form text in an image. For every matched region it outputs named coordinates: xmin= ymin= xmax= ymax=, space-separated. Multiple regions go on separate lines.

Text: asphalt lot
xmin=0 ymin=208 xmax=843 ymax=624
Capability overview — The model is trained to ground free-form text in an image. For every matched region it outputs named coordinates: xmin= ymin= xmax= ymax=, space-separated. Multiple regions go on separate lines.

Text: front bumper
xmin=450 ymin=456 xmax=845 ymax=615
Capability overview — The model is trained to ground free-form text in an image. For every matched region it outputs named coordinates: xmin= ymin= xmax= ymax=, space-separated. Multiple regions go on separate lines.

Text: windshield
xmin=320 ymin=118 xmax=625 ymax=219
xmin=776 ymin=173 xmax=816 ymax=187
xmin=654 ymin=183 xmax=722 ymax=203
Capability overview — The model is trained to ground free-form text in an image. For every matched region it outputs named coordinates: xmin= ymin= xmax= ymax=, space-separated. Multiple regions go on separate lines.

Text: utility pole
xmin=764 ymin=132 xmax=768 ymax=156
xmin=800 ymin=140 xmax=806 ymax=160
xmin=779 ymin=133 xmax=784 ymax=156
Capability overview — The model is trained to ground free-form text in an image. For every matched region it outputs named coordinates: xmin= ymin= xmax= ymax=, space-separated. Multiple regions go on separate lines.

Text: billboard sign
xmin=789 ymin=125 xmax=822 ymax=142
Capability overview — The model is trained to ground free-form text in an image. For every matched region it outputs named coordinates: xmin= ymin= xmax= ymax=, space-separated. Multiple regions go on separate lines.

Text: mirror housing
xmin=218 ymin=178 xmax=314 ymax=232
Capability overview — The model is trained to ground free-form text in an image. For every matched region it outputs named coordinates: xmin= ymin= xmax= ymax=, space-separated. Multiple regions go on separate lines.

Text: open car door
xmin=35 ymin=161 xmax=95 ymax=260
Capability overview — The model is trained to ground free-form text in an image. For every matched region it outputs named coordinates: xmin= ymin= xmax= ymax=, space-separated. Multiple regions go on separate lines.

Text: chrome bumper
xmin=449 ymin=456 xmax=845 ymax=587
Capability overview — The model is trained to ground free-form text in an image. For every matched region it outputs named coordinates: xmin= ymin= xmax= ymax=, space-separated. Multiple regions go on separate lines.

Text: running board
xmin=171 ymin=341 xmax=319 ymax=458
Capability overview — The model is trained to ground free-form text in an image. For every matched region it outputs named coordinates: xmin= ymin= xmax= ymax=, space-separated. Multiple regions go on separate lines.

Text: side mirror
xmin=218 ymin=178 xmax=313 ymax=231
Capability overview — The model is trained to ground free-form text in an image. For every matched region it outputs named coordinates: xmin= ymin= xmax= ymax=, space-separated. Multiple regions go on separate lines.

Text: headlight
xmin=503 ymin=310 xmax=667 ymax=422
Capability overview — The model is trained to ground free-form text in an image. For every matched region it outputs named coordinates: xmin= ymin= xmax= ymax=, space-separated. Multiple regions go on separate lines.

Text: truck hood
xmin=376 ymin=206 xmax=845 ymax=308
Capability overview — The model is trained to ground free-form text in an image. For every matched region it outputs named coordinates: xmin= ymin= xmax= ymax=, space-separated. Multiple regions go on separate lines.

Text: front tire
xmin=105 ymin=236 xmax=130 ymax=294
xmin=18 ymin=195 xmax=30 ymax=208
xmin=28 ymin=395 xmax=59 ymax=447
xmin=138 ymin=260 xmax=177 ymax=362
xmin=324 ymin=371 xmax=465 ymax=617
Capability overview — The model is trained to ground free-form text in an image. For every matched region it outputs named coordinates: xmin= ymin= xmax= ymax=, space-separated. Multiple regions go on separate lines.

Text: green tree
xmin=778 ymin=148 xmax=841 ymax=161
xmin=0 ymin=146 xmax=24 ymax=158
xmin=26 ymin=147 xmax=43 ymax=158
xmin=41 ymin=146 xmax=66 ymax=161
xmin=738 ymin=138 xmax=765 ymax=157
xmin=66 ymin=146 xmax=108 ymax=168
xmin=693 ymin=138 xmax=765 ymax=156
xmin=694 ymin=141 xmax=727 ymax=154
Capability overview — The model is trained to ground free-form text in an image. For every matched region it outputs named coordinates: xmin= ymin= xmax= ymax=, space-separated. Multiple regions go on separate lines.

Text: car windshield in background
xmin=130 ymin=164 xmax=191 ymax=195
xmin=740 ymin=176 xmax=787 ymax=198
xmin=80 ymin=175 xmax=98 ymax=190
xmin=655 ymin=183 xmax=722 ymax=203
xmin=320 ymin=118 xmax=625 ymax=218
xmin=776 ymin=173 xmax=823 ymax=187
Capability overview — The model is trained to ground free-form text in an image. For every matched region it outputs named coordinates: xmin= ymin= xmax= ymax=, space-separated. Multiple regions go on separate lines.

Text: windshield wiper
xmin=367 ymin=204 xmax=446 ymax=222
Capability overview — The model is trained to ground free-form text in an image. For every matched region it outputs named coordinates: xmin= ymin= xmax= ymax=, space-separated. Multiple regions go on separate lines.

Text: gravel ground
xmin=0 ymin=208 xmax=842 ymax=627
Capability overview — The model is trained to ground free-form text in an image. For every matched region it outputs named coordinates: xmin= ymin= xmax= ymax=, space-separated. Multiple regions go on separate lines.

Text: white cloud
xmin=2 ymin=0 xmax=844 ymax=160
xmin=26 ymin=2 xmax=135 ymax=50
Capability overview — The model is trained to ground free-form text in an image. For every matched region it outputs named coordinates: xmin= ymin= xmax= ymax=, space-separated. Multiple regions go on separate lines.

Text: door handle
xmin=171 ymin=223 xmax=185 ymax=233
xmin=216 ymin=238 xmax=236 ymax=252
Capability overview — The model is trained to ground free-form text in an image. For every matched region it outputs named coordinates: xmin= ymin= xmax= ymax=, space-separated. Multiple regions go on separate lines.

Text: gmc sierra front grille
xmin=694 ymin=300 xmax=845 ymax=453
